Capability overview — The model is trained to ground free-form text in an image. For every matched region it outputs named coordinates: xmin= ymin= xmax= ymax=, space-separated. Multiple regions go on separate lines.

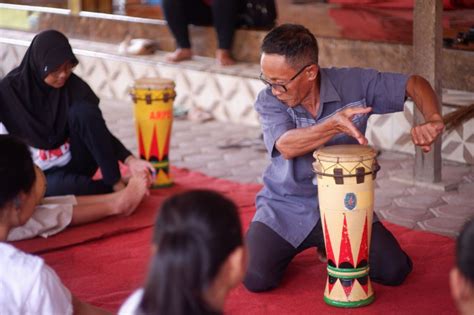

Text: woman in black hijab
xmin=0 ymin=30 xmax=153 ymax=196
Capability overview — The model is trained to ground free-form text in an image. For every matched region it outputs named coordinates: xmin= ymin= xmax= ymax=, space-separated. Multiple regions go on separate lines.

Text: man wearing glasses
xmin=244 ymin=24 xmax=444 ymax=293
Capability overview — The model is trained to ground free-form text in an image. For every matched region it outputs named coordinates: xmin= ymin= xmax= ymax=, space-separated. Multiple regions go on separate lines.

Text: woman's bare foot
xmin=113 ymin=175 xmax=149 ymax=216
xmin=166 ymin=48 xmax=192 ymax=62
xmin=216 ymin=49 xmax=235 ymax=66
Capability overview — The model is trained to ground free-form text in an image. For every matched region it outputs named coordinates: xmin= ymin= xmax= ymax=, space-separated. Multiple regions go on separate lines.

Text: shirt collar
xmin=288 ymin=68 xmax=342 ymax=117
xmin=319 ymin=68 xmax=341 ymax=105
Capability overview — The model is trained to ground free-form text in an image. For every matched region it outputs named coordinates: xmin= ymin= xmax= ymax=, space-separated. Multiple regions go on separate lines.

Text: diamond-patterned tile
xmin=225 ymin=79 xmax=258 ymax=123
xmin=394 ymin=194 xmax=443 ymax=210
xmin=418 ymin=217 xmax=467 ymax=237
xmin=441 ymin=192 xmax=474 ymax=207
xmin=374 ymin=195 xmax=393 ymax=210
xmin=380 ymin=208 xmax=418 ymax=229
xmin=430 ymin=204 xmax=474 ymax=219
xmin=383 ymin=207 xmax=434 ymax=224
xmin=458 ymin=182 xmax=474 ymax=193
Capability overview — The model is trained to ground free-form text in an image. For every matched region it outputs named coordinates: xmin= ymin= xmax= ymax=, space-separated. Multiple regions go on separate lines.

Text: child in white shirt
xmin=0 ymin=135 xmax=110 ymax=314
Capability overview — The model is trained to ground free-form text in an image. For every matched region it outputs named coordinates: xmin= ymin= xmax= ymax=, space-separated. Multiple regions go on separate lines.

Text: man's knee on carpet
xmin=243 ymin=269 xmax=280 ymax=292
xmin=243 ymin=243 xmax=284 ymax=293
xmin=369 ymin=221 xmax=413 ymax=286
xmin=244 ymin=222 xmax=295 ymax=292
xmin=371 ymin=252 xmax=413 ymax=286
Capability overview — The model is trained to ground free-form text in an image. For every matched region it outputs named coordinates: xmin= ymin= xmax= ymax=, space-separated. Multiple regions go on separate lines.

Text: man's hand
xmin=405 ymin=75 xmax=445 ymax=153
xmin=125 ymin=156 xmax=155 ymax=186
xmin=275 ymin=106 xmax=371 ymax=159
xmin=331 ymin=106 xmax=372 ymax=145
xmin=410 ymin=120 xmax=444 ymax=152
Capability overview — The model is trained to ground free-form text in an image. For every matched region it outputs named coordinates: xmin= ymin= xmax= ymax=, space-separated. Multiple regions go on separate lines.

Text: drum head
xmin=133 ymin=77 xmax=175 ymax=90
xmin=314 ymin=145 xmax=376 ymax=163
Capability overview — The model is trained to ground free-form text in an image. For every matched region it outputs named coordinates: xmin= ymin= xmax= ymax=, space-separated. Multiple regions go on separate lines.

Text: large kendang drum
xmin=313 ymin=144 xmax=379 ymax=308
xmin=130 ymin=78 xmax=176 ymax=187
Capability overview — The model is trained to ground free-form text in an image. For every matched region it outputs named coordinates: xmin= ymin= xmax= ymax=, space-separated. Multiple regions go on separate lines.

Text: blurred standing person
xmin=162 ymin=0 xmax=241 ymax=66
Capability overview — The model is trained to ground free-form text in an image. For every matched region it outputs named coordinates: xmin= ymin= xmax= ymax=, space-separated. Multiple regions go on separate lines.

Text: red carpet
xmin=12 ymin=167 xmax=456 ymax=314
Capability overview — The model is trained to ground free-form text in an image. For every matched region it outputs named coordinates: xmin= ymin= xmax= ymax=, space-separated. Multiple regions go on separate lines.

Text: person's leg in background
xmin=162 ymin=0 xmax=212 ymax=62
xmin=211 ymin=0 xmax=242 ymax=65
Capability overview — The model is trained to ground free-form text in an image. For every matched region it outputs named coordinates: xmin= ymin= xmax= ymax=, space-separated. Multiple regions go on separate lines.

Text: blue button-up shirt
xmin=253 ymin=67 xmax=408 ymax=247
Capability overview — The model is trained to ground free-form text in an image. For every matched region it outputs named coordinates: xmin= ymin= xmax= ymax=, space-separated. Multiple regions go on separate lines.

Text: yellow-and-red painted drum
xmin=130 ymin=78 xmax=176 ymax=187
xmin=313 ymin=144 xmax=379 ymax=308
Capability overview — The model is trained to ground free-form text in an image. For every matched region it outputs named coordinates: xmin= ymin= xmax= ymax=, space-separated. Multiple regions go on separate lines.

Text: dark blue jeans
xmin=45 ymin=101 xmax=131 ymax=196
xmin=244 ymin=220 xmax=413 ymax=292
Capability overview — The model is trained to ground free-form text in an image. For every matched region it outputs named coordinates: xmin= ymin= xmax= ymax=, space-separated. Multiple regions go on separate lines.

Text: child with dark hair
xmin=450 ymin=219 xmax=474 ymax=315
xmin=0 ymin=135 xmax=111 ymax=314
xmin=119 ymin=189 xmax=247 ymax=315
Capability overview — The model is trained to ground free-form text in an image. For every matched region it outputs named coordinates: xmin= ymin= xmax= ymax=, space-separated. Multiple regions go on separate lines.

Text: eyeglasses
xmin=49 ymin=62 xmax=76 ymax=79
xmin=259 ymin=64 xmax=312 ymax=93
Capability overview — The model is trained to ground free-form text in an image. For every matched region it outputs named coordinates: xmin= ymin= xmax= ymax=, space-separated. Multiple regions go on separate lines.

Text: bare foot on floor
xmin=216 ymin=49 xmax=235 ymax=66
xmin=113 ymin=175 xmax=149 ymax=216
xmin=166 ymin=48 xmax=192 ymax=62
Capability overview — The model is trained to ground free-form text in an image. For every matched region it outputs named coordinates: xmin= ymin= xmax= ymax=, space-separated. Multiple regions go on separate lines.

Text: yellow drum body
xmin=130 ymin=78 xmax=176 ymax=187
xmin=313 ymin=145 xmax=379 ymax=308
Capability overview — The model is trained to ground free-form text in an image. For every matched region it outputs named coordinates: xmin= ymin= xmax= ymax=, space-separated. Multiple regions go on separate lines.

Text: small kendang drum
xmin=312 ymin=144 xmax=379 ymax=308
xmin=130 ymin=78 xmax=176 ymax=187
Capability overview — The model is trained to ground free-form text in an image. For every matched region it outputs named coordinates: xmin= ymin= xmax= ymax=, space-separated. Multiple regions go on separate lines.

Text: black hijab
xmin=0 ymin=29 xmax=99 ymax=149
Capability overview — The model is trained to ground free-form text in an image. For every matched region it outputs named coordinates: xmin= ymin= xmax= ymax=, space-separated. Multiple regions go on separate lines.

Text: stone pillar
xmin=413 ymin=0 xmax=443 ymax=182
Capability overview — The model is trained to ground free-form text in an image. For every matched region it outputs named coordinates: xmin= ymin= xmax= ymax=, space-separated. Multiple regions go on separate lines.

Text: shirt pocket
xmin=287 ymin=107 xmax=316 ymax=129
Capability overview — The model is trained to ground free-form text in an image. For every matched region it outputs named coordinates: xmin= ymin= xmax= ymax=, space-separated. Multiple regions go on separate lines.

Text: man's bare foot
xmin=166 ymin=48 xmax=192 ymax=62
xmin=113 ymin=175 xmax=149 ymax=216
xmin=216 ymin=49 xmax=235 ymax=66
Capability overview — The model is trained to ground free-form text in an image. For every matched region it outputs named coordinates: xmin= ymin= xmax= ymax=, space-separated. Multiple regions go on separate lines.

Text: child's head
xmin=450 ymin=219 xmax=474 ymax=314
xmin=140 ymin=189 xmax=245 ymax=315
xmin=0 ymin=135 xmax=42 ymax=226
